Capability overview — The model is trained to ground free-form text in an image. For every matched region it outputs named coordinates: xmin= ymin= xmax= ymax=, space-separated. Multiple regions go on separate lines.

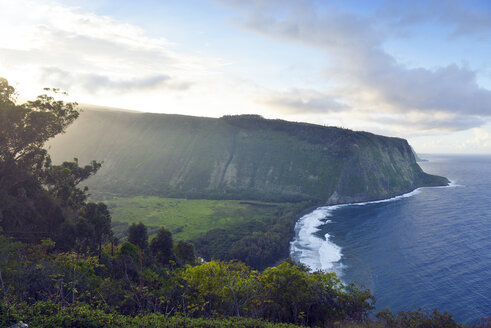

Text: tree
xmin=80 ymin=202 xmax=112 ymax=257
xmin=42 ymin=158 xmax=101 ymax=211
xmin=174 ymin=240 xmax=195 ymax=266
xmin=257 ymin=261 xmax=374 ymax=325
xmin=0 ymin=77 xmax=100 ymax=242
xmin=119 ymin=241 xmax=140 ymax=261
xmin=128 ymin=222 xmax=148 ymax=250
xmin=150 ymin=227 xmax=173 ymax=266
xmin=0 ymin=79 xmax=79 ymax=170
xmin=181 ymin=261 xmax=258 ymax=317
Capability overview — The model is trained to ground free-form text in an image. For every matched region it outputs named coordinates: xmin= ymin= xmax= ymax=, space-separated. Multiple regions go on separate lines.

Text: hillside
xmin=47 ymin=109 xmax=447 ymax=204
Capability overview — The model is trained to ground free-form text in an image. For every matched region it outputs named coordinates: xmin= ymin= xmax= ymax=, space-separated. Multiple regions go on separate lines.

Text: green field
xmin=106 ymin=196 xmax=289 ymax=241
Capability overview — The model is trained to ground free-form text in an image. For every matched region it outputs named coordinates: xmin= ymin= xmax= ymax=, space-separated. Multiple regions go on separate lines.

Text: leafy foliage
xmin=42 ymin=158 xmax=101 ymax=210
xmin=0 ymin=78 xmax=101 ymax=243
xmin=193 ymin=203 xmax=311 ymax=270
xmin=174 ymin=240 xmax=196 ymax=266
xmin=1 ymin=301 xmax=302 ymax=328
xmin=0 ymin=232 xmax=375 ymax=326
xmin=128 ymin=222 xmax=148 ymax=250
xmin=375 ymin=308 xmax=465 ymax=328
xmin=0 ymin=233 xmax=465 ymax=327
xmin=150 ymin=227 xmax=173 ymax=266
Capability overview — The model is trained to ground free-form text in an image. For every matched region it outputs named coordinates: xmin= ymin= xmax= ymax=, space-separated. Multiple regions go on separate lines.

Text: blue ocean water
xmin=290 ymin=155 xmax=491 ymax=323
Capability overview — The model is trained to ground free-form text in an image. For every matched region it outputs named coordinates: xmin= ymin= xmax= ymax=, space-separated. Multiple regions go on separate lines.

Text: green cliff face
xmin=47 ymin=110 xmax=448 ymax=204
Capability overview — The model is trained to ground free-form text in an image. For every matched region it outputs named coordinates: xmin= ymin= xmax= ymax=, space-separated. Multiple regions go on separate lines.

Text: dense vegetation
xmin=107 ymin=196 xmax=312 ymax=269
xmin=192 ymin=201 xmax=311 ymax=270
xmin=1 ymin=232 xmax=470 ymax=328
xmin=2 ymin=303 xmax=303 ymax=328
xmin=0 ymin=229 xmax=377 ymax=326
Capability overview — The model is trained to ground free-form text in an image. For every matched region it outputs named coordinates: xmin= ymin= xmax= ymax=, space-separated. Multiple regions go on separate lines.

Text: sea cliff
xmin=48 ymin=110 xmax=448 ymax=202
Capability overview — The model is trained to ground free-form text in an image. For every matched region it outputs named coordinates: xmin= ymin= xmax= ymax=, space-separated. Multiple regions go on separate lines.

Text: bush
xmin=1 ymin=301 xmax=301 ymax=328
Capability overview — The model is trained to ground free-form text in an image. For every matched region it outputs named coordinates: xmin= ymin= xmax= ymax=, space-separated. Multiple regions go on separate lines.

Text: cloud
xmin=221 ymin=0 xmax=491 ymax=132
xmin=2 ymin=0 xmax=490 ymax=137
xmin=0 ymin=0 xmax=214 ymax=100
xmin=343 ymin=59 xmax=491 ymax=116
xmin=367 ymin=112 xmax=486 ymax=134
xmin=458 ymin=128 xmax=491 ymax=150
xmin=378 ymin=0 xmax=491 ymax=39
xmin=261 ymin=88 xmax=349 ymax=114
xmin=0 ymin=0 xmax=268 ymax=118
xmin=39 ymin=67 xmax=191 ymax=94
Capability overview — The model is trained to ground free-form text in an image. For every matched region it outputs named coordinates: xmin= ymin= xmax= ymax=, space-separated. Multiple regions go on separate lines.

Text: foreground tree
xmin=0 ymin=79 xmax=78 ymax=169
xmin=0 ymin=77 xmax=101 ymax=242
xmin=42 ymin=158 xmax=101 ymax=211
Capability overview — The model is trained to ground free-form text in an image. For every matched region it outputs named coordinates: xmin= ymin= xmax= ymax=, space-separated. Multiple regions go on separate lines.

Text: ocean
xmin=290 ymin=154 xmax=491 ymax=323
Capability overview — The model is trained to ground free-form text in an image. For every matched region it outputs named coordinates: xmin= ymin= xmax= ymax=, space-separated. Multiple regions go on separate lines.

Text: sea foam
xmin=289 ymin=185 xmax=453 ymax=274
xmin=289 ymin=206 xmax=343 ymax=274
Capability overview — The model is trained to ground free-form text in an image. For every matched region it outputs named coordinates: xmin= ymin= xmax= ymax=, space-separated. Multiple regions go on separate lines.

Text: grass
xmin=106 ymin=196 xmax=289 ymax=241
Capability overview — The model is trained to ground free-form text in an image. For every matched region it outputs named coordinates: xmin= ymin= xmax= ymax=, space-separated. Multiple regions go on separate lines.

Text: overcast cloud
xmin=221 ymin=0 xmax=491 ymax=132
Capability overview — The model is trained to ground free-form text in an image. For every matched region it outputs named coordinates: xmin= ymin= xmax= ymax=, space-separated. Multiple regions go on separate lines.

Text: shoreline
xmin=289 ymin=181 xmax=456 ymax=273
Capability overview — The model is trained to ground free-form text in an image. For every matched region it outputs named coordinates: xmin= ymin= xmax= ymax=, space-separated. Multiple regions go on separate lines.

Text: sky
xmin=1 ymin=0 xmax=491 ymax=154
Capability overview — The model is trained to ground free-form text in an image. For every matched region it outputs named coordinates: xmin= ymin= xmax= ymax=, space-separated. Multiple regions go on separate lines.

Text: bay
xmin=290 ymin=154 xmax=491 ymax=323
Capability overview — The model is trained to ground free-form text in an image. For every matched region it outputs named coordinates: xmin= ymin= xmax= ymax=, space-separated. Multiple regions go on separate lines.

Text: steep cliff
xmin=47 ymin=110 xmax=448 ymax=204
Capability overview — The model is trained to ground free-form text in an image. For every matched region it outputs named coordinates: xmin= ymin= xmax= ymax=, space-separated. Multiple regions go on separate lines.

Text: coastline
xmin=290 ymin=181 xmax=455 ymax=274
